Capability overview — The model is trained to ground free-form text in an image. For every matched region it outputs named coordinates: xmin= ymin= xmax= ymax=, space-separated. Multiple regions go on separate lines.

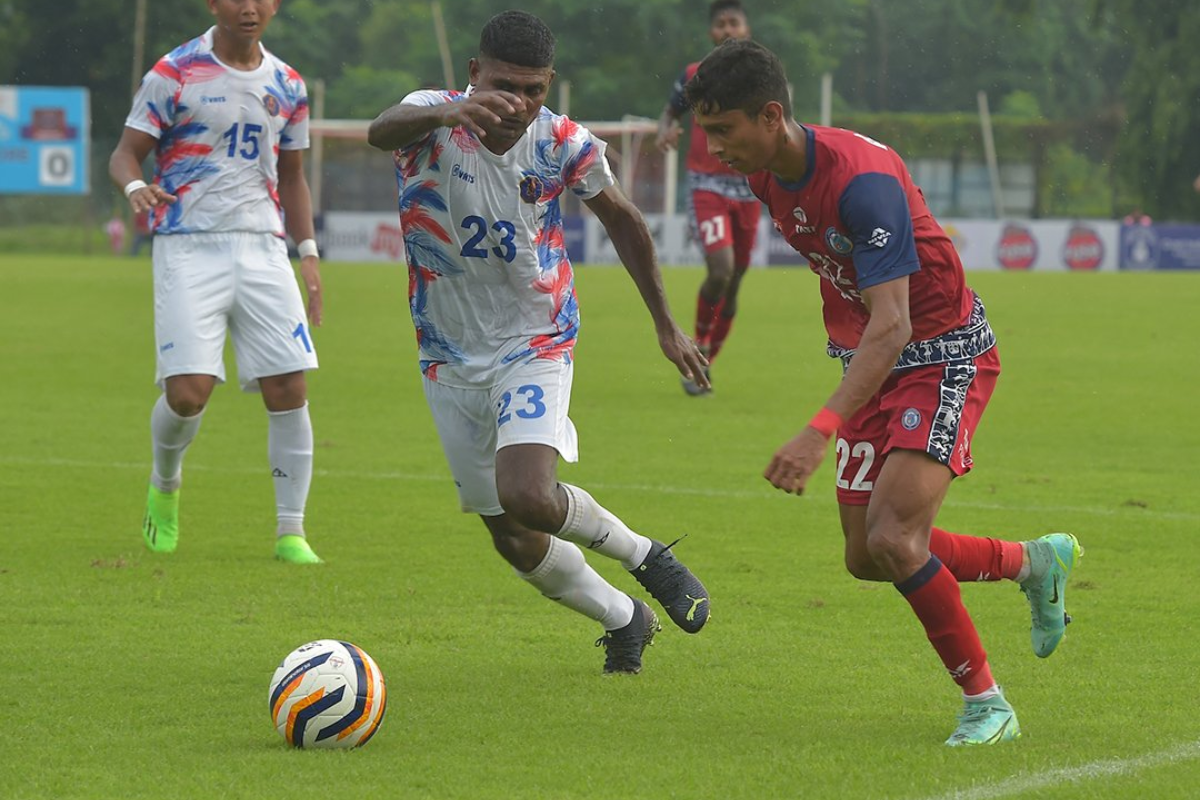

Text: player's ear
xmin=761 ymin=101 xmax=785 ymax=130
xmin=467 ymin=58 xmax=480 ymax=88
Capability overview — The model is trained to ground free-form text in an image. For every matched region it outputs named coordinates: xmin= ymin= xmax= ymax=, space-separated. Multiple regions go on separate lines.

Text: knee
xmin=844 ymin=550 xmax=884 ymax=581
xmin=703 ymin=268 xmax=733 ymax=295
xmin=865 ymin=528 xmax=926 ymax=580
xmin=165 ymin=389 xmax=208 ymax=417
xmin=261 ymin=373 xmax=307 ymax=411
xmin=484 ymin=518 xmax=544 ymax=572
xmin=497 ymin=482 xmax=561 ymax=532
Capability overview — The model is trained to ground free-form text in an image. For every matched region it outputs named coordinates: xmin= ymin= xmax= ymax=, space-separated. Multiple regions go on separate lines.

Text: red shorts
xmin=690 ymin=190 xmax=761 ymax=268
xmin=833 ymin=346 xmax=1001 ymax=506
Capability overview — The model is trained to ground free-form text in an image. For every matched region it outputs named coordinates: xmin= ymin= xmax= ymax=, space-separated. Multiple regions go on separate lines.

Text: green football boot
xmin=1019 ymin=533 xmax=1083 ymax=658
xmin=275 ymin=534 xmax=324 ymax=565
xmin=142 ymin=484 xmax=180 ymax=553
xmin=946 ymin=689 xmax=1021 ymax=747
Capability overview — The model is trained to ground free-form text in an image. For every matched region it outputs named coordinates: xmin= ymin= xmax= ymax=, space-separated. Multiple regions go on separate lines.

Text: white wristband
xmin=123 ymin=179 xmax=148 ymax=198
xmin=297 ymin=239 xmax=319 ymax=259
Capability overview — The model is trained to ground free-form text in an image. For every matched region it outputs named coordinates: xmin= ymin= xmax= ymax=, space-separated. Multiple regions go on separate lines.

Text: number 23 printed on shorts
xmin=497 ymin=384 xmax=547 ymax=426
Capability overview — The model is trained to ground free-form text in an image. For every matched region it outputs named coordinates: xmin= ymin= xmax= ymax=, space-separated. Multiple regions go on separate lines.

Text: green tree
xmin=1097 ymin=0 xmax=1200 ymax=220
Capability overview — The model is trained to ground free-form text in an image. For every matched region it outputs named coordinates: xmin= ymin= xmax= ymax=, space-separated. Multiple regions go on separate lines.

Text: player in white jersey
xmin=369 ymin=11 xmax=713 ymax=674
xmin=108 ymin=0 xmax=323 ymax=565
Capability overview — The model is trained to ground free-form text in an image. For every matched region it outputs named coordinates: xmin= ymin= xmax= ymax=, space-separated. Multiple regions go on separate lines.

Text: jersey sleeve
xmin=667 ymin=67 xmax=692 ymax=114
xmin=124 ymin=61 xmax=180 ymax=139
xmin=279 ymin=71 xmax=310 ymax=151
xmin=395 ymin=90 xmax=459 ymax=155
xmin=562 ymin=123 xmax=615 ymax=200
xmin=837 ymin=173 xmax=921 ymax=290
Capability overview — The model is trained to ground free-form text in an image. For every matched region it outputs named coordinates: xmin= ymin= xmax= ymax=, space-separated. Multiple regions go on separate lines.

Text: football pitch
xmin=2 ymin=255 xmax=1198 ymax=799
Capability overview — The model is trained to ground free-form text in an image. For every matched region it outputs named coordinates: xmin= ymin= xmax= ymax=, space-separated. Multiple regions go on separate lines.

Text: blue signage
xmin=0 ymin=86 xmax=90 ymax=195
xmin=1120 ymin=224 xmax=1200 ymax=271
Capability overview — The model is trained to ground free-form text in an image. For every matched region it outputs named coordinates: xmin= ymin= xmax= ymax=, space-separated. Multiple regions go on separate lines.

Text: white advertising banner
xmin=323 ymin=211 xmax=1120 ymax=272
xmin=320 ymin=211 xmax=405 ymax=262
xmin=940 ymin=219 xmax=1120 ymax=272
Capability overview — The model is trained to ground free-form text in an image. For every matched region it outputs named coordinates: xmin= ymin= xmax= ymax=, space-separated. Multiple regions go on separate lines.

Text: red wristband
xmin=807 ymin=407 xmax=843 ymax=438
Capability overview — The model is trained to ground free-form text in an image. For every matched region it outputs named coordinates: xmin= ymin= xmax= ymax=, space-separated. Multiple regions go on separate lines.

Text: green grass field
xmin=2 ymin=255 xmax=1198 ymax=799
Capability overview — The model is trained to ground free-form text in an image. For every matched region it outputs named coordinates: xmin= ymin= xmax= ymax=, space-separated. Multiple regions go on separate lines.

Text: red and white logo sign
xmin=1062 ymin=225 xmax=1103 ymax=270
xmin=371 ymin=223 xmax=405 ymax=260
xmin=996 ymin=224 xmax=1037 ymax=270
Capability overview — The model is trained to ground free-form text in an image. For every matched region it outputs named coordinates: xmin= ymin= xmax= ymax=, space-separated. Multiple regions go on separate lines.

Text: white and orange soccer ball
xmin=268 ymin=640 xmax=387 ymax=749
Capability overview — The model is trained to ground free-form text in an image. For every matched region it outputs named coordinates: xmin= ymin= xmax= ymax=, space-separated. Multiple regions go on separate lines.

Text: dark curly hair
xmin=709 ymin=0 xmax=746 ymax=21
xmin=685 ymin=39 xmax=790 ymax=119
xmin=479 ymin=10 xmax=556 ymax=68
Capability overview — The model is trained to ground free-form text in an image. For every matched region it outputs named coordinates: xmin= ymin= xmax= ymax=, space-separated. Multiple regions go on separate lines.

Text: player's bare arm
xmin=367 ymin=91 xmax=523 ymax=151
xmin=583 ymin=185 xmax=709 ymax=386
xmin=108 ymin=128 xmax=177 ymax=213
xmin=655 ymin=105 xmax=683 ymax=152
xmin=277 ymin=149 xmax=322 ymax=327
xmin=764 ymin=277 xmax=912 ymax=495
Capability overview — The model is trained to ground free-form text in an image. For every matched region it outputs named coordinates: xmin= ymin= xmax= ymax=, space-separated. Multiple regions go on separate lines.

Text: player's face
xmin=709 ymin=11 xmax=750 ymax=45
xmin=208 ymin=0 xmax=280 ymax=46
xmin=470 ymin=58 xmax=555 ymax=143
xmin=694 ymin=104 xmax=776 ymax=173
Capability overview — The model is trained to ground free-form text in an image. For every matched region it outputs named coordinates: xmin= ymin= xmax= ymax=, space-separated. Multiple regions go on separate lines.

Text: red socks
xmin=694 ymin=292 xmax=722 ymax=350
xmin=895 ymin=556 xmax=995 ymax=695
xmin=707 ymin=311 xmax=735 ymax=361
xmin=928 ymin=527 xmax=1024 ymax=582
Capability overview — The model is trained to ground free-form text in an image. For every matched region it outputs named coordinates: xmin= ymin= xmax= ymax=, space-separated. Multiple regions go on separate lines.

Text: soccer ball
xmin=268 ymin=640 xmax=387 ymax=749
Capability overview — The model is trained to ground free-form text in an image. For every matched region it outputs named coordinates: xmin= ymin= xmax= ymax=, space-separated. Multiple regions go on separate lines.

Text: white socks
xmin=150 ymin=394 xmax=203 ymax=492
xmin=268 ymin=403 xmax=313 ymax=537
xmin=519 ymin=536 xmax=635 ymax=631
xmin=557 ymin=483 xmax=652 ymax=570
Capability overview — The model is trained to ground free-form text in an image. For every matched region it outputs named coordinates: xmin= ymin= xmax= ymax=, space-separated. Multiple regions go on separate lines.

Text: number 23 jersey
xmin=125 ymin=27 xmax=309 ymax=237
xmin=393 ymin=89 xmax=615 ymax=389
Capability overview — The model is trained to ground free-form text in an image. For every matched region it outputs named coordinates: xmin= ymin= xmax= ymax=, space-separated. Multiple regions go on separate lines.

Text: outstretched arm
xmin=583 ymin=185 xmax=708 ymax=386
xmin=763 ymin=277 xmax=912 ymax=495
xmin=367 ymin=91 xmax=525 ymax=151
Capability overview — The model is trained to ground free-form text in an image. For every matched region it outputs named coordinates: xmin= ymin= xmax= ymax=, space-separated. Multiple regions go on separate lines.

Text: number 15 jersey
xmin=125 ymin=27 xmax=310 ymax=237
xmin=393 ymin=89 xmax=615 ymax=389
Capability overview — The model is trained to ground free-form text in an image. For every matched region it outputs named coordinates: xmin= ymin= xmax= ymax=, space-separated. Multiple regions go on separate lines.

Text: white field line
xmin=2 ymin=454 xmax=1198 ymax=522
xmin=912 ymin=738 xmax=1200 ymax=800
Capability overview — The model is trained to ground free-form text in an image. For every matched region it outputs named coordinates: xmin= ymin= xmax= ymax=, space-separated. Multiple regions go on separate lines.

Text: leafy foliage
xmin=2 ymin=0 xmax=1198 ymax=217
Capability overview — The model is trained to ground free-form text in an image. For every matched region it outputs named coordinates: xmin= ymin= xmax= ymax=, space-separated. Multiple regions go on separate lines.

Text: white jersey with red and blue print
xmin=124 ymin=27 xmax=309 ymax=236
xmin=392 ymin=89 xmax=615 ymax=389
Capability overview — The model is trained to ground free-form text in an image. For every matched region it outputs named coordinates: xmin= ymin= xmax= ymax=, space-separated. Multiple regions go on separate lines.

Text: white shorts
xmin=152 ymin=232 xmax=318 ymax=392
xmin=424 ymin=359 xmax=578 ymax=515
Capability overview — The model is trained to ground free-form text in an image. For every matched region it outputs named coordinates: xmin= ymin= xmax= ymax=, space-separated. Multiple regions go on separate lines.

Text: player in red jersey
xmin=685 ymin=40 xmax=1084 ymax=746
xmin=655 ymin=0 xmax=761 ymax=395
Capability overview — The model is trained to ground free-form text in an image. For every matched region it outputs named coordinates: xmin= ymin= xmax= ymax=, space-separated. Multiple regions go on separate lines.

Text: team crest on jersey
xmin=901 ymin=408 xmax=922 ymax=430
xmin=262 ymin=94 xmax=281 ymax=116
xmin=825 ymin=227 xmax=853 ymax=254
xmin=519 ymin=174 xmax=545 ymax=204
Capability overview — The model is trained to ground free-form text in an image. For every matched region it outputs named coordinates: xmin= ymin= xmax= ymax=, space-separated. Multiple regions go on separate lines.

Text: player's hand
xmin=127 ymin=184 xmax=176 ymax=214
xmin=764 ymin=427 xmax=832 ymax=495
xmin=657 ymin=323 xmax=710 ymax=389
xmin=443 ymin=91 xmax=525 ymax=139
xmin=655 ymin=123 xmax=682 ymax=153
xmin=299 ymin=255 xmax=323 ymax=327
